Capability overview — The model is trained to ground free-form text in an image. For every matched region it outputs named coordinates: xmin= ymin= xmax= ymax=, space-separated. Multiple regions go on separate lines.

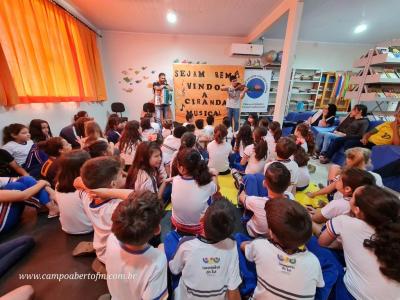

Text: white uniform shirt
xmin=207 ymin=140 xmax=232 ymax=173
xmin=56 ymin=190 xmax=93 ymax=235
xmin=245 ymin=239 xmax=324 ymax=300
xmin=161 ymin=135 xmax=181 ymax=164
xmin=243 ymin=144 xmax=266 ymax=175
xmin=81 ymin=192 xmax=123 ymax=263
xmin=169 ymin=237 xmax=241 ymax=300
xmin=171 ymin=176 xmax=217 ymax=226
xmin=2 ymin=140 xmax=33 ymax=166
xmin=327 ymin=215 xmax=400 ymax=300
xmin=106 ymin=233 xmax=168 ymax=300
xmin=264 ymin=159 xmax=299 ymax=193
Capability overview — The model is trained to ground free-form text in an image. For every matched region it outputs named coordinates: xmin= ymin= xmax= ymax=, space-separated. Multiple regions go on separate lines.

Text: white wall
xmin=0 ymin=31 xmax=374 ymax=142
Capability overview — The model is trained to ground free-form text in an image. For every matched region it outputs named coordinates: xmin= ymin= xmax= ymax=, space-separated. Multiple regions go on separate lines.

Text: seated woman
xmin=0 ymin=177 xmax=59 ymax=234
xmin=105 ymin=116 xmax=124 ymax=144
xmin=59 ymin=114 xmax=92 ymax=149
xmin=306 ymin=104 xmax=337 ymax=128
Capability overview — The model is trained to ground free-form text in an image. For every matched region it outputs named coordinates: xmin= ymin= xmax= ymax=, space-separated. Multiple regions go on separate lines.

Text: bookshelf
xmin=346 ymin=47 xmax=400 ymax=118
xmin=286 ymin=68 xmax=322 ymax=113
xmin=316 ymin=72 xmax=335 ymax=109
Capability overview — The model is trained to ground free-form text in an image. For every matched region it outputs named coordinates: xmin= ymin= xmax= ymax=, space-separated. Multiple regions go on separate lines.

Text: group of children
xmin=0 ymin=109 xmax=399 ymax=300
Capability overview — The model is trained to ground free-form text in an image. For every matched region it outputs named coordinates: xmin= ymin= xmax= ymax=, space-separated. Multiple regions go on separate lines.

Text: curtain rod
xmin=50 ymin=0 xmax=103 ymax=38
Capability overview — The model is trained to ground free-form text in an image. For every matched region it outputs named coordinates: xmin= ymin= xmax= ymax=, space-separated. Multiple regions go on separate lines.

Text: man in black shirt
xmin=319 ymin=104 xmax=369 ymax=163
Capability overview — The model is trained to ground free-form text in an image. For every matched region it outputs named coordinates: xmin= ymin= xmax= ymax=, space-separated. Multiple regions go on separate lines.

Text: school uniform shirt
xmin=171 ymin=176 xmax=217 ymax=228
xmin=243 ymin=144 xmax=266 ymax=175
xmin=161 ymin=135 xmax=181 ymax=164
xmin=81 ymin=192 xmax=123 ymax=263
xmin=326 ymin=215 xmax=400 ymax=300
xmin=245 ymin=238 xmax=324 ymax=300
xmin=244 ymin=193 xmax=294 ymax=237
xmin=134 ymin=169 xmax=159 ymax=193
xmin=105 ymin=233 xmax=168 ymax=300
xmin=207 ymin=140 xmax=232 ymax=173
xmin=203 ymin=125 xmax=214 ymax=139
xmin=162 ymin=128 xmax=172 ymax=139
xmin=141 ymin=128 xmax=156 ymax=142
xmin=2 ymin=140 xmax=34 ymax=166
xmin=56 ymin=190 xmax=93 ymax=235
xmin=368 ymin=122 xmax=399 ymax=145
xmin=297 ymin=166 xmax=310 ymax=189
xmin=0 ymin=149 xmax=15 ymax=177
xmin=320 ymin=197 xmax=351 ymax=220
xmin=169 ymin=236 xmax=241 ymax=300
xmin=151 ymin=122 xmax=161 ymax=133
xmin=226 ymin=127 xmax=233 ymax=145
xmin=264 ymin=159 xmax=299 ymax=193
xmin=115 ymin=141 xmax=139 ymax=166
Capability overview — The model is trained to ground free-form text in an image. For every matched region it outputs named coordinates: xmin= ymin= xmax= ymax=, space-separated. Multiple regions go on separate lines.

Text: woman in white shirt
xmin=207 ymin=124 xmax=232 ymax=175
xmin=319 ymin=185 xmax=400 ymax=300
xmin=241 ymin=126 xmax=268 ymax=174
xmin=55 ymin=150 xmax=93 ymax=234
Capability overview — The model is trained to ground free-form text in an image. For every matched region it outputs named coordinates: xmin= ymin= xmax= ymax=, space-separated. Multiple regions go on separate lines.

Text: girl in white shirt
xmin=320 ymin=185 xmax=400 ymax=300
xmin=293 ymin=146 xmax=311 ymax=190
xmin=294 ymin=123 xmax=315 ymax=155
xmin=234 ymin=124 xmax=253 ymax=158
xmin=264 ymin=121 xmax=282 ymax=163
xmin=2 ymin=123 xmax=34 ymax=167
xmin=79 ymin=121 xmax=108 ymax=149
xmin=171 ymin=148 xmax=218 ymax=235
xmin=125 ymin=142 xmax=168 ymax=199
xmin=140 ymin=117 xmax=157 ymax=142
xmin=207 ymin=124 xmax=232 ymax=175
xmin=116 ymin=120 xmax=142 ymax=169
xmin=55 ymin=149 xmax=93 ymax=234
xmin=241 ymin=126 xmax=268 ymax=174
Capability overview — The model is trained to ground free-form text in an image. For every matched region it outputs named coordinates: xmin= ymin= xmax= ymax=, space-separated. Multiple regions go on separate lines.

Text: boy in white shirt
xmin=264 ymin=137 xmax=299 ymax=195
xmin=309 ymin=167 xmax=376 ymax=236
xmin=169 ymin=198 xmax=242 ymax=300
xmin=203 ymin=115 xmax=215 ymax=140
xmin=241 ymin=198 xmax=324 ymax=299
xmin=239 ymin=162 xmax=293 ymax=237
xmin=194 ymin=119 xmax=209 ymax=149
xmin=80 ymin=156 xmax=126 ymax=270
xmin=106 ymin=190 xmax=168 ymax=300
xmin=161 ymin=125 xmax=187 ymax=165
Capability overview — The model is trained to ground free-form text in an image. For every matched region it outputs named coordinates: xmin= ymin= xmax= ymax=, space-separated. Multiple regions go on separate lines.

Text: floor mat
xmin=295 ymin=183 xmax=328 ymax=208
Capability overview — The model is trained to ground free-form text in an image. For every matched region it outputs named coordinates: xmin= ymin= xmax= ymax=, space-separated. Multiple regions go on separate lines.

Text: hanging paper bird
xmin=121 ymin=70 xmax=128 ymax=75
xmin=151 ymin=70 xmax=156 ymax=74
xmin=196 ymin=61 xmax=200 ymax=64
xmin=202 ymin=61 xmax=207 ymax=64
xmin=143 ymin=76 xmax=149 ymax=80
xmin=182 ymin=59 xmax=188 ymax=63
xmin=141 ymin=66 xmax=147 ymax=70
xmin=123 ymin=88 xmax=133 ymax=93
xmin=188 ymin=61 xmax=192 ymax=64
xmin=173 ymin=59 xmax=179 ymax=63
xmin=135 ymin=80 xmax=142 ymax=84
xmin=123 ymin=77 xmax=132 ymax=83
xmin=134 ymin=70 xmax=140 ymax=75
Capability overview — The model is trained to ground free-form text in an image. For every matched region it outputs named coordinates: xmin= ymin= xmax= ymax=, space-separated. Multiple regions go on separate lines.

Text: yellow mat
xmin=165 ymin=174 xmax=238 ymax=210
xmin=295 ymin=183 xmax=328 ymax=208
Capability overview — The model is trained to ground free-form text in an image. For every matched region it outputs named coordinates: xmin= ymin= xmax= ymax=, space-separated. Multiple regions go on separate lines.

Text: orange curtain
xmin=0 ymin=0 xmax=107 ymax=105
xmin=0 ymin=44 xmax=19 ymax=106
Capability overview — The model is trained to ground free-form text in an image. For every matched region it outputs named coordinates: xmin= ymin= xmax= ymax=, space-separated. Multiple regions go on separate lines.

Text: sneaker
xmin=319 ymin=156 xmax=330 ymax=164
xmin=231 ymin=169 xmax=243 ymax=190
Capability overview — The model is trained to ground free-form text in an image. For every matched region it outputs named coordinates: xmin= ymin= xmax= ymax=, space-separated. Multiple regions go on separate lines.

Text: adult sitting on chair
xmin=307 ymin=104 xmax=337 ymax=127
xmin=316 ymin=104 xmax=369 ymax=163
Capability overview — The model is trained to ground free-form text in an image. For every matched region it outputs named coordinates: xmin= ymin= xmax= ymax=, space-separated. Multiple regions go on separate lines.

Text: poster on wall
xmin=241 ymin=69 xmax=271 ymax=113
xmin=173 ymin=64 xmax=244 ymax=123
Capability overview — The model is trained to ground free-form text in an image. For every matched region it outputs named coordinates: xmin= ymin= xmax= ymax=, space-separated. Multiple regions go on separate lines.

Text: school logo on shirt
xmin=277 ymin=254 xmax=296 ymax=273
xmin=202 ymin=257 xmax=221 ymax=275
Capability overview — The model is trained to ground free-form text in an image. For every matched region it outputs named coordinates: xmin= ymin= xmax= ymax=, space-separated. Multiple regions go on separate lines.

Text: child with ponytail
xmin=264 ymin=121 xmax=282 ymax=162
xmin=171 ymin=148 xmax=219 ymax=235
xmin=207 ymin=124 xmax=232 ymax=175
xmin=294 ymin=123 xmax=315 ymax=155
xmin=240 ymin=126 xmax=268 ymax=174
xmin=319 ymin=185 xmax=400 ymax=299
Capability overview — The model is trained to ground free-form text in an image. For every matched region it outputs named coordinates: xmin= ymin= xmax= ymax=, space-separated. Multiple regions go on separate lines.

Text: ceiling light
xmin=354 ymin=24 xmax=367 ymax=34
xmin=166 ymin=11 xmax=177 ymax=24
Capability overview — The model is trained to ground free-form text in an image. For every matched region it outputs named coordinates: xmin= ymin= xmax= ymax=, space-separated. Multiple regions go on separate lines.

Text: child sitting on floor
xmin=293 ymin=146 xmax=311 ymax=191
xmin=294 ymin=123 xmax=315 ymax=155
xmin=116 ymin=120 xmax=142 ymax=169
xmin=140 ymin=117 xmax=157 ymax=142
xmin=203 ymin=115 xmax=215 ymax=140
xmin=183 ymin=111 xmax=194 ymax=127
xmin=169 ymin=198 xmax=241 ymax=300
xmin=264 ymin=137 xmax=299 ymax=194
xmin=319 ymin=185 xmax=400 ymax=299
xmin=241 ymin=198 xmax=324 ymax=299
xmin=2 ymin=124 xmax=34 ymax=169
xmin=309 ymin=168 xmax=375 ymax=236
xmin=162 ymin=119 xmax=173 ymax=139
xmin=79 ymin=156 xmax=126 ymax=269
xmin=79 ymin=121 xmax=107 ymax=149
xmin=240 ymin=126 xmax=268 ymax=175
xmin=264 ymin=121 xmax=282 ymax=163
xmin=234 ymin=124 xmax=253 ymax=159
xmin=106 ymin=190 xmax=168 ymax=300
xmin=207 ymin=124 xmax=232 ymax=175
xmin=161 ymin=125 xmax=187 ymax=167
xmin=223 ymin=116 xmax=234 ymax=145
xmin=194 ymin=119 xmax=209 ymax=149
xmin=239 ymin=162 xmax=292 ymax=238
xmin=171 ymin=148 xmax=218 ymax=235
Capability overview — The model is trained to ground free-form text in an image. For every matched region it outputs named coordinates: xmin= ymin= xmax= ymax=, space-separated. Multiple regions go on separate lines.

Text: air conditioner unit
xmin=230 ymin=43 xmax=263 ymax=56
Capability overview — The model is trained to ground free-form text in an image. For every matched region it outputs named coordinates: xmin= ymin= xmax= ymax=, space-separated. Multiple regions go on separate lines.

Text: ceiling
xmin=66 ymin=0 xmax=400 ymax=44
xmin=65 ymin=0 xmax=282 ymax=36
xmin=263 ymin=0 xmax=400 ymax=44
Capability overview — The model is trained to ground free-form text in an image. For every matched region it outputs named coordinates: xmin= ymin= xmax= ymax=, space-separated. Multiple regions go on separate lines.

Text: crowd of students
xmin=0 ymin=108 xmax=399 ymax=300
